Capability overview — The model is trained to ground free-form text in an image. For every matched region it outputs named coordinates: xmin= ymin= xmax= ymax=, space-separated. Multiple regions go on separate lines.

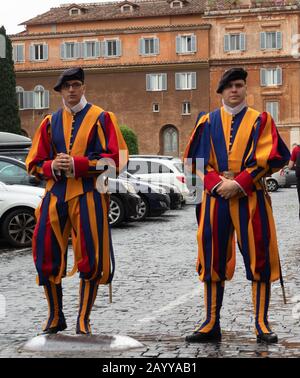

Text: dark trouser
xmin=297 ymin=177 xmax=300 ymax=219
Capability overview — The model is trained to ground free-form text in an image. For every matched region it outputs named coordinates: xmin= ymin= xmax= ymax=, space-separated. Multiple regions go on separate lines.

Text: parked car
xmin=0 ymin=155 xmax=40 ymax=186
xmin=266 ymin=167 xmax=297 ymax=192
xmin=128 ymin=155 xmax=190 ymax=200
xmin=0 ymin=157 xmax=140 ymax=227
xmin=0 ymin=132 xmax=31 ymax=161
xmin=107 ymin=178 xmax=141 ymax=226
xmin=110 ymin=174 xmax=170 ymax=221
xmin=0 ymin=181 xmax=44 ymax=248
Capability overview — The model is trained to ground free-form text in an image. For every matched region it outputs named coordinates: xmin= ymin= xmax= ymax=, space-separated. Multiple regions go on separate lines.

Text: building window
xmin=69 ymin=8 xmax=81 ymax=16
xmin=103 ymin=39 xmax=122 ymax=57
xmin=224 ymin=34 xmax=246 ymax=52
xmin=13 ymin=44 xmax=25 ymax=63
xmin=121 ymin=5 xmax=133 ymax=12
xmin=139 ymin=37 xmax=159 ymax=56
xmin=176 ymin=34 xmax=197 ymax=54
xmin=266 ymin=101 xmax=279 ymax=123
xmin=34 ymin=85 xmax=49 ymax=109
xmin=146 ymin=73 xmax=167 ymax=91
xmin=83 ymin=41 xmax=100 ymax=58
xmin=260 ymin=31 xmax=282 ymax=50
xmin=16 ymin=86 xmax=24 ymax=109
xmin=182 ymin=102 xmax=191 ymax=115
xmin=163 ymin=126 xmax=179 ymax=155
xmin=170 ymin=1 xmax=183 ymax=8
xmin=260 ymin=68 xmax=282 ymax=86
xmin=30 ymin=44 xmax=48 ymax=61
xmin=175 ymin=72 xmax=197 ymax=90
xmin=153 ymin=103 xmax=160 ymax=112
xmin=61 ymin=42 xmax=81 ymax=59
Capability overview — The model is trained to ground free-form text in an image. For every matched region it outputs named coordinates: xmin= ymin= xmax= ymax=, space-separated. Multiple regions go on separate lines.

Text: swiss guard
xmin=184 ymin=68 xmax=290 ymax=344
xmin=26 ymin=67 xmax=128 ymax=335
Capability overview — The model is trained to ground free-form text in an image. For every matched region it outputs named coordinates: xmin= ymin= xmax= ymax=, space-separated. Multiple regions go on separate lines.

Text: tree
xmin=120 ymin=125 xmax=139 ymax=155
xmin=0 ymin=26 xmax=22 ymax=134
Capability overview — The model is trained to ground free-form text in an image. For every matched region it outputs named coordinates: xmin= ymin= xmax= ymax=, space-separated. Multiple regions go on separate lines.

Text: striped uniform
xmin=26 ymin=103 xmax=128 ymax=333
xmin=184 ymin=106 xmax=290 ymax=335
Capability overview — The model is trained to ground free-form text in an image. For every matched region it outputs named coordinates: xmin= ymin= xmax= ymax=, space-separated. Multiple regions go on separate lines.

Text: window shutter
xmin=74 ymin=42 xmax=81 ymax=58
xmin=276 ymin=32 xmax=282 ymax=49
xmin=60 ymin=43 xmax=66 ymax=59
xmin=260 ymin=32 xmax=266 ymax=50
xmin=18 ymin=45 xmax=24 ymax=62
xmin=30 ymin=45 xmax=35 ymax=61
xmin=116 ymin=40 xmax=122 ymax=57
xmin=224 ymin=35 xmax=230 ymax=52
xmin=146 ymin=74 xmax=152 ymax=91
xmin=191 ymin=72 xmax=197 ymax=89
xmin=260 ymin=68 xmax=266 ymax=86
xmin=176 ymin=36 xmax=182 ymax=54
xmin=12 ymin=46 xmax=17 ymax=61
xmin=154 ymin=38 xmax=160 ymax=55
xmin=162 ymin=73 xmax=167 ymax=90
xmin=139 ymin=38 xmax=145 ymax=55
xmin=24 ymin=91 xmax=34 ymax=109
xmin=95 ymin=41 xmax=101 ymax=57
xmin=83 ymin=42 xmax=87 ymax=58
xmin=191 ymin=35 xmax=197 ymax=52
xmin=104 ymin=41 xmax=109 ymax=57
xmin=44 ymin=90 xmax=50 ymax=108
xmin=240 ymin=33 xmax=246 ymax=51
xmin=43 ymin=44 xmax=48 ymax=60
xmin=276 ymin=67 xmax=282 ymax=85
xmin=175 ymin=73 xmax=181 ymax=90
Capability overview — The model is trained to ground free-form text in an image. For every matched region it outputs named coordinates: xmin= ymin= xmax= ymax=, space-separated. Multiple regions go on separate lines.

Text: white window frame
xmin=224 ymin=33 xmax=246 ymax=52
xmin=82 ymin=40 xmax=100 ymax=59
xmin=16 ymin=86 xmax=24 ymax=109
xmin=60 ymin=41 xmax=81 ymax=60
xmin=146 ymin=73 xmax=167 ymax=91
xmin=260 ymin=68 xmax=282 ymax=86
xmin=30 ymin=43 xmax=48 ymax=61
xmin=69 ymin=8 xmax=81 ymax=16
xmin=260 ymin=31 xmax=282 ymax=50
xmin=34 ymin=85 xmax=49 ymax=110
xmin=266 ymin=101 xmax=279 ymax=123
xmin=103 ymin=39 xmax=122 ymax=58
xmin=175 ymin=72 xmax=197 ymax=90
xmin=182 ymin=101 xmax=191 ymax=115
xmin=170 ymin=1 xmax=183 ymax=8
xmin=176 ymin=34 xmax=197 ymax=54
xmin=13 ymin=44 xmax=25 ymax=63
xmin=121 ymin=4 xmax=133 ymax=12
xmin=139 ymin=37 xmax=160 ymax=56
xmin=152 ymin=103 xmax=160 ymax=113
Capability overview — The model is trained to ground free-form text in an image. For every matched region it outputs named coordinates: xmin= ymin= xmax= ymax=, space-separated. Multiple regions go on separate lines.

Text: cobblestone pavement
xmin=0 ymin=188 xmax=299 ymax=358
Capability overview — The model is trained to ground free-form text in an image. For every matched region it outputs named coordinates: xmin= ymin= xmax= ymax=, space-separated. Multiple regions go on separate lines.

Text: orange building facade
xmin=10 ymin=0 xmax=300 ymax=155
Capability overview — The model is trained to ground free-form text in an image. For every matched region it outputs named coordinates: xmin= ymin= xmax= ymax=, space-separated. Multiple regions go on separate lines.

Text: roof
xmin=20 ymin=0 xmax=206 ymax=26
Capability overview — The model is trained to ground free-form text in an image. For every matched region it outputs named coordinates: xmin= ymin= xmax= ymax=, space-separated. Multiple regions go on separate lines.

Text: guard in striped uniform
xmin=26 ymin=67 xmax=128 ymax=335
xmin=184 ymin=68 xmax=290 ymax=344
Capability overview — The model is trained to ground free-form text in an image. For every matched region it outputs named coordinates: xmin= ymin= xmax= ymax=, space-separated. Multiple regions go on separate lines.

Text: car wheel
xmin=109 ymin=195 xmax=125 ymax=227
xmin=266 ymin=179 xmax=279 ymax=192
xmin=1 ymin=208 xmax=36 ymax=248
xmin=130 ymin=195 xmax=149 ymax=221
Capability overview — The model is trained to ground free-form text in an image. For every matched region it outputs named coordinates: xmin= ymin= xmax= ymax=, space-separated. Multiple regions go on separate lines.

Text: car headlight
xmin=122 ymin=181 xmax=136 ymax=194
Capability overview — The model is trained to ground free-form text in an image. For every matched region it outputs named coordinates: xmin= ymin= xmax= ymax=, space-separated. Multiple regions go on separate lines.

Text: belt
xmin=220 ymin=171 xmax=239 ymax=180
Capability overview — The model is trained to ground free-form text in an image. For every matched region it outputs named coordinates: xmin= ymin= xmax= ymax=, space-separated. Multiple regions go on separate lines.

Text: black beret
xmin=54 ymin=67 xmax=84 ymax=92
xmin=216 ymin=67 xmax=248 ymax=94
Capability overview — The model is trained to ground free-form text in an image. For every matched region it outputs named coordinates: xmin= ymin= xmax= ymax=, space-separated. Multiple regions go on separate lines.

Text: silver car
xmin=266 ymin=167 xmax=297 ymax=192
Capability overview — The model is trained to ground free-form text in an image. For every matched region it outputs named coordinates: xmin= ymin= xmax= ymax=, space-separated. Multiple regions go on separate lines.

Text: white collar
xmin=63 ymin=95 xmax=87 ymax=114
xmin=222 ymin=99 xmax=247 ymax=116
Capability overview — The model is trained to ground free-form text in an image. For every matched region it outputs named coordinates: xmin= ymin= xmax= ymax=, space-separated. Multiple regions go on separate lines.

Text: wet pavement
xmin=0 ymin=188 xmax=299 ymax=358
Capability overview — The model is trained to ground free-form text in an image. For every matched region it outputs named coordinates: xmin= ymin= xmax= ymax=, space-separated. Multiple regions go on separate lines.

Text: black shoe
xmin=185 ymin=329 xmax=222 ymax=343
xmin=257 ymin=332 xmax=278 ymax=344
xmin=76 ymin=329 xmax=91 ymax=336
xmin=42 ymin=320 xmax=67 ymax=335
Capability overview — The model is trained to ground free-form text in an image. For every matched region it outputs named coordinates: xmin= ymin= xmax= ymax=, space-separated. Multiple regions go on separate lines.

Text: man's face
xmin=221 ymin=79 xmax=247 ymax=107
xmin=60 ymin=80 xmax=85 ymax=107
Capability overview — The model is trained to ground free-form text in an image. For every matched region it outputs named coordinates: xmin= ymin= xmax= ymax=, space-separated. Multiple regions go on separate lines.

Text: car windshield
xmin=174 ymin=162 xmax=184 ymax=173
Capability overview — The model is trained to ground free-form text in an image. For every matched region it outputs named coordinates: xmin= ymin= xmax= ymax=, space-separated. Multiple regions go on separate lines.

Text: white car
xmin=128 ymin=155 xmax=190 ymax=200
xmin=0 ymin=181 xmax=44 ymax=248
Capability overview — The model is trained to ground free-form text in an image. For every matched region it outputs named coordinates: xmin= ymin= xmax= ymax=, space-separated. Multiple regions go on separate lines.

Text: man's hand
xmin=52 ymin=153 xmax=73 ymax=172
xmin=216 ymin=177 xmax=241 ymax=199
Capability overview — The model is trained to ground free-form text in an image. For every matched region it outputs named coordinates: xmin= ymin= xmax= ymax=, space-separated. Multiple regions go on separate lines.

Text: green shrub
xmin=120 ymin=125 xmax=139 ymax=155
